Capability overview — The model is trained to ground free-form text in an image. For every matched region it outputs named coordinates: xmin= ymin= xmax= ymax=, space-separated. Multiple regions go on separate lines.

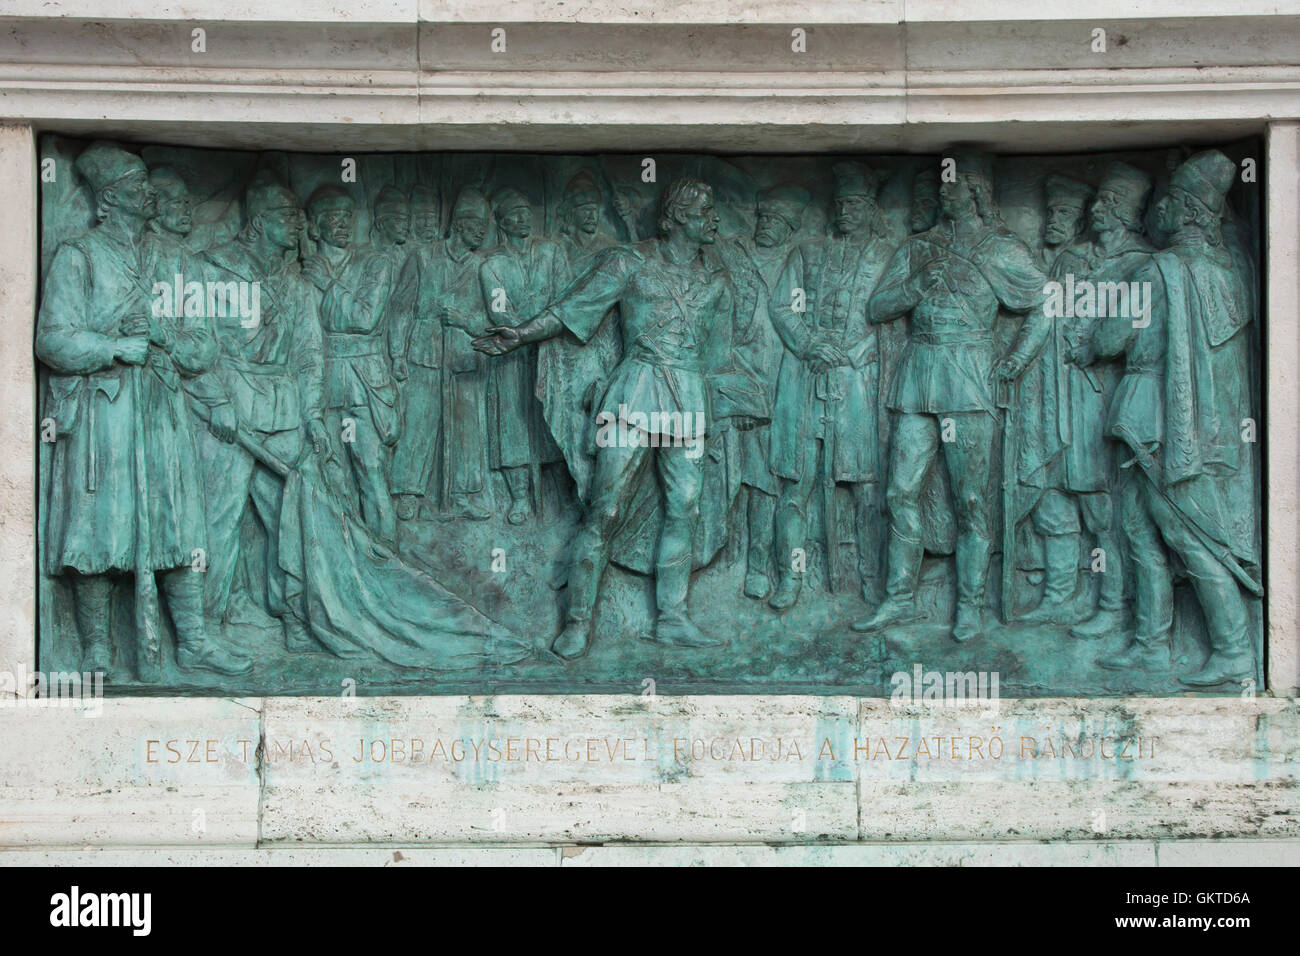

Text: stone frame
xmin=0 ymin=4 xmax=1296 ymax=861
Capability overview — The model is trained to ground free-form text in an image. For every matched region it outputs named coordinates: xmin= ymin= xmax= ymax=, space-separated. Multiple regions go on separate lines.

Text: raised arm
xmin=867 ymin=239 xmax=922 ymax=324
xmin=473 ymin=246 xmax=633 ymax=355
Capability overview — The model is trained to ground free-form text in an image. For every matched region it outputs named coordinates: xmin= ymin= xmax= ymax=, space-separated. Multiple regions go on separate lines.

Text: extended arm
xmin=473 ymin=247 xmax=632 ymax=355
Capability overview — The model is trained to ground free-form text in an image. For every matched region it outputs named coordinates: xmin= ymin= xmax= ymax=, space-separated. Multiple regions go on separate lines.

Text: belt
xmin=626 ymin=351 xmax=701 ymax=374
xmin=323 ymin=333 xmax=383 ymax=358
xmin=912 ymin=331 xmax=992 ymax=345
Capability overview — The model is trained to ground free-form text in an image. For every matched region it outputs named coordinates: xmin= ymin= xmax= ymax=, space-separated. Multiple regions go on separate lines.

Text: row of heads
xmin=72 ymin=141 xmax=1239 ymax=243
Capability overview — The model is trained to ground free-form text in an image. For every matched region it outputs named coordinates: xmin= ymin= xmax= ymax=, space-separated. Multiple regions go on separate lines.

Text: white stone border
xmin=0 ymin=11 xmax=1296 ymax=852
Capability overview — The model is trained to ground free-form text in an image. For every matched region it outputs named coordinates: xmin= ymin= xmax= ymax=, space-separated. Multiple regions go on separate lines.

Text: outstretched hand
xmin=472 ymin=325 xmax=524 ymax=356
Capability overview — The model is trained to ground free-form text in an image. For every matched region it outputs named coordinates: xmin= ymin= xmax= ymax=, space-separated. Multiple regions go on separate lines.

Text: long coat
xmin=768 ymin=235 xmax=894 ymax=484
xmin=37 ymin=225 xmax=217 ymax=576
xmin=479 ymin=236 xmax=568 ymax=468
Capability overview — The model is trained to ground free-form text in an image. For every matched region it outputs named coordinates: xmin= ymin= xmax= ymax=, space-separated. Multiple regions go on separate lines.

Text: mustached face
xmin=575 ymin=203 xmax=600 ymax=235
xmin=1090 ymin=190 xmax=1122 ymax=233
xmin=1154 ymin=190 xmax=1192 ymax=236
xmin=939 ymin=177 xmax=978 ymax=220
xmin=376 ymin=211 xmax=409 ymax=244
xmin=106 ymin=171 xmax=156 ymax=221
xmin=410 ymin=210 xmax=439 ymax=241
xmin=833 ymin=193 xmax=871 ymax=234
xmin=754 ymin=209 xmax=793 ymax=248
xmin=497 ymin=205 xmax=532 ymax=239
xmin=454 ymin=213 xmax=487 ymax=248
xmin=1044 ymin=203 xmax=1083 ymax=245
xmin=311 ymin=200 xmax=354 ymax=249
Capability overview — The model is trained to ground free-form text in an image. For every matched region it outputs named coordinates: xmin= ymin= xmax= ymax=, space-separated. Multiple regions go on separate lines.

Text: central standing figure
xmin=854 ymin=152 xmax=1050 ymax=643
xmin=473 ymin=178 xmax=762 ymax=660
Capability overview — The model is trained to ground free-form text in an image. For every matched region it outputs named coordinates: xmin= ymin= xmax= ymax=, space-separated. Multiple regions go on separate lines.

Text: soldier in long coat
xmin=767 ymin=163 xmax=894 ymax=610
xmin=1024 ymin=165 xmax=1155 ymax=631
xmin=479 ymin=186 xmax=568 ymax=523
xmin=389 ymin=183 xmax=443 ymax=520
xmin=431 ymin=188 xmax=492 ymax=519
xmin=195 ymin=180 xmax=327 ymax=651
xmin=1074 ymin=150 xmax=1260 ymax=687
xmin=37 ymin=142 xmax=250 ymax=676
xmin=302 ymin=185 xmax=400 ymax=542
xmin=717 ymin=184 xmax=810 ymax=602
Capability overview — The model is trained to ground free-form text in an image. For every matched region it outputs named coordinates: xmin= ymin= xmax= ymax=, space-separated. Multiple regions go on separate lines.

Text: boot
xmin=951 ymin=532 xmax=991 ymax=643
xmin=1097 ymin=633 xmax=1169 ymax=672
xmin=1179 ymin=568 xmax=1254 ymax=688
xmin=1069 ymin=606 xmax=1126 ymax=641
xmin=1180 ymin=650 xmax=1255 ymax=688
xmin=552 ymin=617 xmax=592 ymax=661
xmin=649 ymin=611 xmax=724 ymax=649
xmin=952 ymin=602 xmax=983 ymax=643
xmin=745 ymin=569 xmax=772 ymax=601
xmin=1071 ymin=528 xmax=1125 ymax=638
xmin=283 ymin=615 xmax=319 ymax=653
xmin=72 ymin=574 xmax=114 ymax=674
xmin=745 ymin=489 xmax=776 ymax=600
xmin=503 ymin=467 xmax=532 ymax=525
xmin=1019 ymin=533 xmax=1077 ymax=624
xmin=769 ymin=575 xmax=802 ymax=610
xmin=166 ymin=571 xmax=253 ymax=676
xmin=852 ymin=528 xmax=922 ymax=632
xmin=450 ymin=493 xmax=491 ymax=521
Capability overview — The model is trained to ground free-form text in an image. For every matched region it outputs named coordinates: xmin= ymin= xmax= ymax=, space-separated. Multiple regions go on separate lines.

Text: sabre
xmin=1114 ymin=425 xmax=1263 ymax=598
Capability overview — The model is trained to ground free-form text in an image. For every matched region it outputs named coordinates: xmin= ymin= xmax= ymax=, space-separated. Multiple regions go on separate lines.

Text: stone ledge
xmin=1 ymin=839 xmax=1296 ymax=865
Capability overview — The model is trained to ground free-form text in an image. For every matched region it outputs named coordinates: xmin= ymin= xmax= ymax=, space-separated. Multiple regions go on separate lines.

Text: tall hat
xmin=305 ymin=183 xmax=353 ymax=214
xmin=950 ymin=150 xmax=995 ymax=194
xmin=451 ymin=186 xmax=490 ymax=219
xmin=75 ymin=141 xmax=147 ymax=195
xmin=831 ymin=161 xmax=878 ymax=199
xmin=490 ymin=185 xmax=531 ymax=215
xmin=1096 ymin=161 xmax=1153 ymax=222
xmin=756 ymin=183 xmax=811 ymax=227
xmin=913 ymin=166 xmax=940 ymax=201
xmin=562 ymin=170 xmax=603 ymax=207
xmin=1044 ymin=174 xmax=1093 ymax=211
xmin=374 ymin=184 xmax=409 ymax=215
xmin=147 ymin=165 xmax=187 ymax=193
xmin=245 ymin=179 xmax=299 ymax=222
xmin=409 ymin=183 xmax=439 ymax=211
xmin=1169 ymin=149 xmax=1236 ymax=215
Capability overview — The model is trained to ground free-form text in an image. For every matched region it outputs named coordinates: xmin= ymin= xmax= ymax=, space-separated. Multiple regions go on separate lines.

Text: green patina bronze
xmin=35 ymin=138 xmax=1264 ymax=695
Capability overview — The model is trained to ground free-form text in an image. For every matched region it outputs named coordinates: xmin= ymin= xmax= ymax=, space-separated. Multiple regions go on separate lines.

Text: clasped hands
xmin=472 ymin=324 xmax=524 ymax=356
xmin=116 ymin=313 xmax=168 ymax=364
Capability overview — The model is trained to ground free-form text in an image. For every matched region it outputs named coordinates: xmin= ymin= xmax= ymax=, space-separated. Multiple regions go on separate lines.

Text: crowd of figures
xmin=36 ymin=141 xmax=1261 ymax=689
